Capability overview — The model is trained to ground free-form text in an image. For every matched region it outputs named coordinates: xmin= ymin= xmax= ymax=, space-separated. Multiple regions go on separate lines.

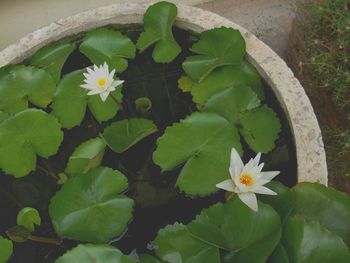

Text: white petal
xmin=86 ymin=67 xmax=95 ymax=75
xmin=87 ymin=89 xmax=102 ymax=95
xmin=100 ymin=91 xmax=110 ymax=102
xmin=253 ymin=152 xmax=261 ymax=165
xmin=109 ymin=69 xmax=116 ymax=79
xmin=93 ymin=64 xmax=99 ymax=71
xmin=216 ymin=179 xmax=236 ymax=192
xmin=254 ymin=186 xmax=277 ymax=195
xmin=256 ymin=163 xmax=264 ymax=173
xmin=261 ymin=171 xmax=280 ymax=181
xmin=238 ymin=192 xmax=258 ymax=212
xmin=230 ymin=148 xmax=244 ymax=178
xmin=112 ymin=80 xmax=124 ymax=87
xmin=80 ymin=84 xmax=92 ymax=90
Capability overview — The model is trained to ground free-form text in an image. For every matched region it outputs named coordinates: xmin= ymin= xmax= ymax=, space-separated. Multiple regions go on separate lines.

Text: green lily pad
xmin=65 ymin=137 xmax=106 ymax=176
xmin=139 ymin=254 xmax=161 ymax=263
xmin=136 ymin=1 xmax=181 ymax=63
xmin=282 ymin=217 xmax=350 ymax=263
xmin=0 ymin=111 xmax=9 ymax=123
xmin=30 ymin=42 xmax=75 ymax=83
xmin=239 ymin=105 xmax=281 ymax=153
xmin=203 ymin=85 xmax=260 ymax=124
xmin=0 ymin=109 xmax=63 ymax=177
xmin=188 ymin=197 xmax=281 ymax=263
xmin=51 ymin=69 xmax=122 ymax=129
xmin=16 ymin=207 xmax=41 ymax=232
xmin=190 ymin=61 xmax=264 ymax=106
xmin=55 ymin=244 xmax=135 ymax=263
xmin=153 ymin=223 xmax=220 ymax=263
xmin=182 ymin=27 xmax=246 ymax=82
xmin=0 ymin=236 xmax=13 ymax=263
xmin=80 ymin=28 xmax=136 ymax=73
xmin=102 ymin=118 xmax=157 ymax=153
xmin=49 ymin=167 xmax=134 ymax=243
xmin=153 ymin=112 xmax=242 ymax=196
xmin=267 ymin=244 xmax=290 ymax=263
xmin=0 ymin=65 xmax=55 ymax=114
xmin=259 ymin=181 xmax=295 ymax=224
xmin=292 ymin=182 xmax=350 ymax=246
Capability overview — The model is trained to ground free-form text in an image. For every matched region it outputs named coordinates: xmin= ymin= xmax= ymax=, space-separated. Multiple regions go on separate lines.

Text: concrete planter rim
xmin=0 ymin=2 xmax=327 ymax=185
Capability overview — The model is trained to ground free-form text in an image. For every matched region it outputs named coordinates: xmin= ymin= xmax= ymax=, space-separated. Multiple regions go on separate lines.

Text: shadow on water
xmin=0 ymin=26 xmax=296 ymax=262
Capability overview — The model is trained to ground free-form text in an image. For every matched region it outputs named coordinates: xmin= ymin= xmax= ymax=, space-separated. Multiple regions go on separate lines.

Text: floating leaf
xmin=80 ymin=28 xmax=136 ymax=73
xmin=49 ymin=167 xmax=134 ymax=242
xmin=139 ymin=254 xmax=161 ymax=263
xmin=51 ymin=69 xmax=122 ymax=129
xmin=153 ymin=112 xmax=242 ymax=196
xmin=136 ymin=1 xmax=181 ymax=63
xmin=292 ymin=183 xmax=350 ymax=246
xmin=282 ymin=217 xmax=350 ymax=263
xmin=55 ymin=244 xmax=135 ymax=263
xmin=188 ymin=197 xmax=281 ymax=262
xmin=190 ymin=62 xmax=264 ymax=106
xmin=182 ymin=27 xmax=246 ymax=82
xmin=0 ymin=111 xmax=9 ymax=123
xmin=5 ymin=226 xmax=31 ymax=243
xmin=203 ymin=86 xmax=260 ymax=124
xmin=16 ymin=207 xmax=41 ymax=232
xmin=0 ymin=65 xmax=55 ymax=114
xmin=267 ymin=244 xmax=290 ymax=263
xmin=178 ymin=75 xmax=194 ymax=93
xmin=259 ymin=181 xmax=295 ymax=224
xmin=0 ymin=109 xmax=63 ymax=177
xmin=103 ymin=118 xmax=157 ymax=153
xmin=153 ymin=223 xmax=220 ymax=263
xmin=65 ymin=137 xmax=106 ymax=176
xmin=30 ymin=42 xmax=75 ymax=83
xmin=0 ymin=236 xmax=13 ymax=263
xmin=239 ymin=106 xmax=281 ymax=153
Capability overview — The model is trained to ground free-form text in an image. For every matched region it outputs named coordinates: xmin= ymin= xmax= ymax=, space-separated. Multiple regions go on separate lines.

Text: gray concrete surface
xmin=0 ymin=0 xmax=297 ymax=58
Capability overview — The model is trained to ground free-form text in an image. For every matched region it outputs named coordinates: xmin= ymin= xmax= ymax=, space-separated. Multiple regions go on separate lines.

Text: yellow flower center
xmin=98 ymin=78 xmax=106 ymax=87
xmin=239 ymin=173 xmax=254 ymax=186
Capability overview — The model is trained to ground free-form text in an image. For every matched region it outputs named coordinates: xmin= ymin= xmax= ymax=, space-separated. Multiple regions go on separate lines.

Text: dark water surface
xmin=0 ymin=27 xmax=296 ymax=263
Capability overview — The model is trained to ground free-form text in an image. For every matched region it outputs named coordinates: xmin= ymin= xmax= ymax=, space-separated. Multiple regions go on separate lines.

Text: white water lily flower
xmin=216 ymin=148 xmax=280 ymax=212
xmin=80 ymin=62 xmax=124 ymax=102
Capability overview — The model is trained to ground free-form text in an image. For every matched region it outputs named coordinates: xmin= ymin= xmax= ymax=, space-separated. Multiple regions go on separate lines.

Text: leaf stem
xmin=110 ymin=93 xmax=123 ymax=110
xmin=28 ymin=235 xmax=61 ymax=245
xmin=37 ymin=165 xmax=59 ymax=182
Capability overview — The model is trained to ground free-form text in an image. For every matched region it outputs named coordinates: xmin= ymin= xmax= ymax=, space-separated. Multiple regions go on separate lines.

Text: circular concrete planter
xmin=0 ymin=3 xmax=327 ymax=185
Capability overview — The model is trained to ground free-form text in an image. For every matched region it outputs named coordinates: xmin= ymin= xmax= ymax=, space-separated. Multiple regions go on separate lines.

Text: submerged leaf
xmin=51 ymin=69 xmax=122 ymax=129
xmin=80 ymin=28 xmax=136 ymax=72
xmin=153 ymin=223 xmax=220 ymax=263
xmin=188 ymin=197 xmax=281 ymax=262
xmin=65 ymin=137 xmax=106 ymax=176
xmin=0 ymin=109 xmax=63 ymax=177
xmin=136 ymin=1 xmax=181 ymax=63
xmin=30 ymin=42 xmax=75 ymax=83
xmin=0 ymin=65 xmax=55 ymax=114
xmin=49 ymin=167 xmax=134 ymax=243
xmin=282 ymin=217 xmax=350 ymax=263
xmin=183 ymin=27 xmax=246 ymax=82
xmin=102 ymin=118 xmax=157 ymax=153
xmin=292 ymin=183 xmax=350 ymax=246
xmin=0 ymin=236 xmax=13 ymax=263
xmin=153 ymin=112 xmax=242 ymax=196
xmin=16 ymin=207 xmax=41 ymax=232
xmin=55 ymin=244 xmax=135 ymax=263
xmin=190 ymin=61 xmax=264 ymax=106
xmin=139 ymin=254 xmax=161 ymax=263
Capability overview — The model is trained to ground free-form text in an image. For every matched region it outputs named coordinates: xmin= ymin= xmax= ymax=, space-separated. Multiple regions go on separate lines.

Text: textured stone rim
xmin=0 ymin=2 xmax=327 ymax=185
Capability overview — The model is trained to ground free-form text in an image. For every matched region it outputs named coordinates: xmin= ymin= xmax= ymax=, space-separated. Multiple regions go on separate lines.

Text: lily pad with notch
xmin=80 ymin=28 xmax=136 ymax=73
xmin=51 ymin=69 xmax=123 ymax=129
xmin=153 ymin=111 xmax=242 ymax=196
xmin=136 ymin=1 xmax=181 ymax=63
xmin=49 ymin=166 xmax=134 ymax=243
